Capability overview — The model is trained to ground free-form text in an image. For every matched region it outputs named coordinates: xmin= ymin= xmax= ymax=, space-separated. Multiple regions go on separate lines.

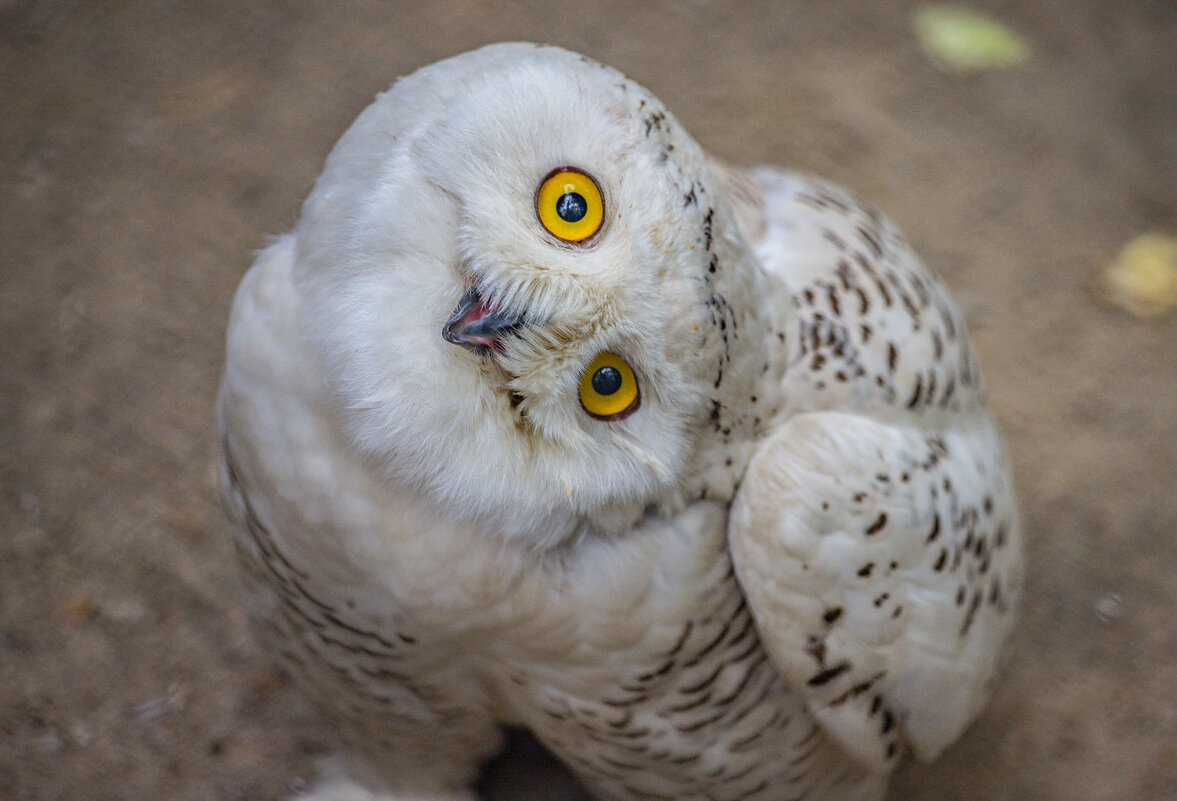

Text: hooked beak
xmin=442 ymin=286 xmax=525 ymax=354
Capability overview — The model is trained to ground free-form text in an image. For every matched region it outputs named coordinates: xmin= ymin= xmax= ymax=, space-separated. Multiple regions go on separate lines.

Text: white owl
xmin=218 ymin=43 xmax=1022 ymax=801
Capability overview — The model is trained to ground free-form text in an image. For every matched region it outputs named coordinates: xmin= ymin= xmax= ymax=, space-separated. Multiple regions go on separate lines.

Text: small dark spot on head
xmin=865 ymin=512 xmax=888 ymax=535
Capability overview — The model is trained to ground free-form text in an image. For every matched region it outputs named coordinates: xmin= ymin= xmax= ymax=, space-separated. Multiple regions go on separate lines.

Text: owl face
xmin=293 ymin=44 xmax=732 ymax=545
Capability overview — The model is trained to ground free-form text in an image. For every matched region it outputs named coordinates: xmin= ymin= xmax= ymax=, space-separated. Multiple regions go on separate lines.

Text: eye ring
xmin=579 ymin=352 xmax=640 ymax=420
xmin=536 ymin=167 xmax=604 ymax=244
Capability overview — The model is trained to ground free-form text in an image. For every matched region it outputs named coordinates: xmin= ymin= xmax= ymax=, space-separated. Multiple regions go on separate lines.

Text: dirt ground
xmin=2 ymin=1 xmax=1176 ymax=799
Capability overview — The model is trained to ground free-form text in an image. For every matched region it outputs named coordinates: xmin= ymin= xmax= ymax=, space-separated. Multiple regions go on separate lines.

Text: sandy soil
xmin=2 ymin=2 xmax=1176 ymax=799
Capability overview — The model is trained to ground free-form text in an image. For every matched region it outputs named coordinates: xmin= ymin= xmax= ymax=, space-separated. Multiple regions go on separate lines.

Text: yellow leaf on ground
xmin=914 ymin=5 xmax=1032 ymax=71
xmin=1100 ymin=233 xmax=1177 ymax=319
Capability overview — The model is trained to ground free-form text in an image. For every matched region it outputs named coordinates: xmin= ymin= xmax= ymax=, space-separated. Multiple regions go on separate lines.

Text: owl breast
xmin=494 ymin=512 xmax=885 ymax=801
xmin=225 ymin=413 xmax=883 ymax=801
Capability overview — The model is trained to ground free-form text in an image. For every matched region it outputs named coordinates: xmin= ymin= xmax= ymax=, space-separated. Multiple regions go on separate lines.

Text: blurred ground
xmin=2 ymin=1 xmax=1176 ymax=799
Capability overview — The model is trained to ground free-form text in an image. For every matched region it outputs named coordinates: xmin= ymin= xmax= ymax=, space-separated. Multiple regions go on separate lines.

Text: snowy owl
xmin=218 ymin=43 xmax=1022 ymax=801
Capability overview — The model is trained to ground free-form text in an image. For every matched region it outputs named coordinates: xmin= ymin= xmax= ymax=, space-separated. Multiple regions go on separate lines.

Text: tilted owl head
xmin=293 ymin=43 xmax=782 ymax=545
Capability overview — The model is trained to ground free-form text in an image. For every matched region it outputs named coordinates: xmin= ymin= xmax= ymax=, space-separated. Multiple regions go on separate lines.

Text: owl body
xmin=219 ymin=44 xmax=1021 ymax=801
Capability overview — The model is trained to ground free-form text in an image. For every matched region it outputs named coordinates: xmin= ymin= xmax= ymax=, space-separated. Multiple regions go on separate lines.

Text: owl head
xmin=291 ymin=43 xmax=784 ymax=547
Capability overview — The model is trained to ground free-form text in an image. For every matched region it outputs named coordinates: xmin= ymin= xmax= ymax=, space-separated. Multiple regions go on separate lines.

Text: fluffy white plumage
xmin=218 ymin=43 xmax=1022 ymax=801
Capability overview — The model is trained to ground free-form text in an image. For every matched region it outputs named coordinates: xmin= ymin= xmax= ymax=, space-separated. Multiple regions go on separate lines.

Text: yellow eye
xmin=579 ymin=352 xmax=640 ymax=420
xmin=536 ymin=168 xmax=604 ymax=243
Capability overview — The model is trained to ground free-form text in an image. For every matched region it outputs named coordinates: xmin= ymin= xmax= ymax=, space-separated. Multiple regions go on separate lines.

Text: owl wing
xmin=720 ymin=164 xmax=1021 ymax=771
xmin=729 ymin=412 xmax=1020 ymax=771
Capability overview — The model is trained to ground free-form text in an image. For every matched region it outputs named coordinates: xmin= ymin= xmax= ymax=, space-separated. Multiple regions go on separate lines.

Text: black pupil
xmin=556 ymin=192 xmax=588 ymax=223
xmin=591 ymin=366 xmax=623 ymax=396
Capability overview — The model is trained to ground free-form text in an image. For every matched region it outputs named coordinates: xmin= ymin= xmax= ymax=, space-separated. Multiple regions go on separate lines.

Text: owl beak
xmin=442 ymin=286 xmax=524 ymax=354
